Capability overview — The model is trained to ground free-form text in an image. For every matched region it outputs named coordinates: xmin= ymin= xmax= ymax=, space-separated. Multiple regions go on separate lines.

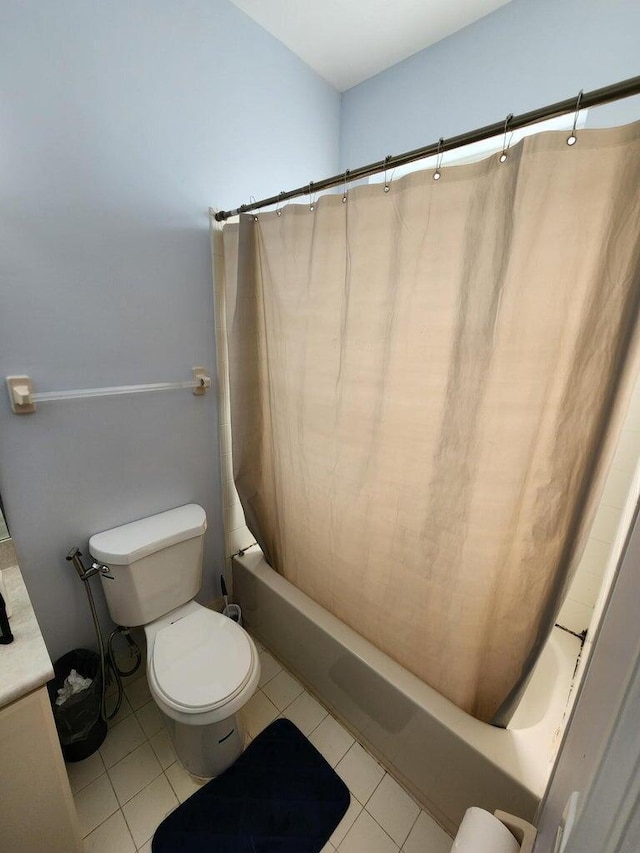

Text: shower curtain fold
xmin=222 ymin=121 xmax=640 ymax=724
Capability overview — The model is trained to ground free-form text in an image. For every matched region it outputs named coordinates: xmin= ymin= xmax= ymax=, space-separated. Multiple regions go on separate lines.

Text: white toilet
xmin=89 ymin=504 xmax=260 ymax=778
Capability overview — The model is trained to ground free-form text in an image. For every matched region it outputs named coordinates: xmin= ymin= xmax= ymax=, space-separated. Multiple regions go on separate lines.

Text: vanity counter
xmin=0 ymin=544 xmax=83 ymax=851
xmin=0 ymin=562 xmax=54 ymax=708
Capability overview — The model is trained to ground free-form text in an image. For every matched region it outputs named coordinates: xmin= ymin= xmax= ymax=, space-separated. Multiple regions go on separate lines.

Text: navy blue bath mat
xmin=152 ymin=718 xmax=350 ymax=853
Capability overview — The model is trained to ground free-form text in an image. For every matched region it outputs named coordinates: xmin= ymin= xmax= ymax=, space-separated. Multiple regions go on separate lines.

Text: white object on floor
xmin=55 ymin=669 xmax=92 ymax=705
xmin=452 ymin=807 xmax=519 ymax=852
xmin=493 ymin=811 xmax=536 ymax=853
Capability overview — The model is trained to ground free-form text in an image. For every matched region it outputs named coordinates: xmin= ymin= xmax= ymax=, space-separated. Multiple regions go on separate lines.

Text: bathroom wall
xmin=0 ymin=0 xmax=340 ymax=660
xmin=535 ymin=503 xmax=640 ymax=852
xmin=340 ymin=0 xmax=640 ymax=169
xmin=558 ymin=381 xmax=640 ymax=633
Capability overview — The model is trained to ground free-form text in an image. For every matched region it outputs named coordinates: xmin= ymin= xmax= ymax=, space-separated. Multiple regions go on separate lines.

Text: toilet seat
xmin=145 ymin=602 xmax=260 ymax=726
xmin=151 ymin=607 xmax=254 ymax=713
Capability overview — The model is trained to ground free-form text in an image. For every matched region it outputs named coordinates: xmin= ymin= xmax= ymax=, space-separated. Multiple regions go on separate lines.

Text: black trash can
xmin=48 ymin=648 xmax=107 ymax=762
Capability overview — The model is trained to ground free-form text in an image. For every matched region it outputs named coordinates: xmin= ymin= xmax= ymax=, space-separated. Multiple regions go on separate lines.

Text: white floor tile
xmin=100 ymin=714 xmax=147 ymax=769
xmin=262 ymin=669 xmax=304 ymax=711
xmin=125 ymin=675 xmax=152 ymax=710
xmin=150 ymin=728 xmax=177 ymax=770
xmin=336 ymin=743 xmax=385 ymax=805
xmin=329 ymin=797 xmax=362 ymax=847
xmin=83 ymin=809 xmax=136 ymax=853
xmin=366 ymin=773 xmax=420 ymax=847
xmin=282 ymin=690 xmax=328 ymax=735
xmin=108 ymin=742 xmax=163 ymax=806
xmin=106 ymin=694 xmax=133 ymax=729
xmin=402 ymin=810 xmax=452 ymax=853
xmin=74 ymin=633 xmax=450 ymax=853
xmin=122 ymin=774 xmax=178 ymax=848
xmin=136 ymin=700 xmax=162 ymax=738
xmin=240 ymin=690 xmax=279 ymax=738
xmin=74 ymin=773 xmax=119 ymax=837
xmin=339 ymin=809 xmax=399 ymax=853
xmin=66 ymin=751 xmax=105 ymax=794
xmin=258 ymin=649 xmax=282 ymax=687
xmin=166 ymin=761 xmax=208 ymax=803
xmin=309 ymin=715 xmax=355 ymax=768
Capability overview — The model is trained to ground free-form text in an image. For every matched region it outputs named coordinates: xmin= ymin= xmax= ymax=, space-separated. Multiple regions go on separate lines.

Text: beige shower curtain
xmin=222 ymin=121 xmax=640 ymax=724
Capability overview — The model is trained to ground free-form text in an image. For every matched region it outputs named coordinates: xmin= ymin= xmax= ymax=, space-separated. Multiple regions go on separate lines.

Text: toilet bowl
xmin=143 ymin=599 xmax=260 ymax=777
xmin=89 ymin=504 xmax=260 ymax=777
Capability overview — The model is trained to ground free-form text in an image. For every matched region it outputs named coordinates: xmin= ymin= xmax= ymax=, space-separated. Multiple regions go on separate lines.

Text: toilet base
xmin=161 ymin=709 xmax=246 ymax=778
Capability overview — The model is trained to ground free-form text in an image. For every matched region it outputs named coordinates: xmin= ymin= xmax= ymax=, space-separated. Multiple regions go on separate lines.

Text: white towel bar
xmin=6 ymin=367 xmax=211 ymax=414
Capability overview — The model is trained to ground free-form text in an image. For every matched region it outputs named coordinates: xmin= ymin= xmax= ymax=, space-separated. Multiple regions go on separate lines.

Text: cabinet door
xmin=0 ymin=686 xmax=82 ymax=852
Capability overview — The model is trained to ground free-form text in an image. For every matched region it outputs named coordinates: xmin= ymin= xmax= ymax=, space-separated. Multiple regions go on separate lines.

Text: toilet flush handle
xmin=92 ymin=562 xmax=115 ymax=580
xmin=66 ymin=549 xmax=115 ymax=581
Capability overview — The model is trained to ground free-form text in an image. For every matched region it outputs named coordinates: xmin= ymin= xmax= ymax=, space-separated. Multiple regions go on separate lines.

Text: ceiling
xmin=230 ymin=0 xmax=512 ymax=91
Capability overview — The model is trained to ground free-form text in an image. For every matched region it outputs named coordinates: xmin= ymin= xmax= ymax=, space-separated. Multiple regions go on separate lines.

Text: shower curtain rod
xmin=214 ymin=74 xmax=640 ymax=221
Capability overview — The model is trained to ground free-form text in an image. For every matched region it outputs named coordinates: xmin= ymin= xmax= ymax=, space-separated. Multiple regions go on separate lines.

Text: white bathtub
xmin=233 ymin=548 xmax=581 ymax=835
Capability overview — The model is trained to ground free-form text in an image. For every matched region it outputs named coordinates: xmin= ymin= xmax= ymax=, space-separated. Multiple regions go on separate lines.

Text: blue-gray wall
xmin=340 ymin=0 xmax=640 ymax=169
xmin=0 ymin=0 xmax=340 ymax=660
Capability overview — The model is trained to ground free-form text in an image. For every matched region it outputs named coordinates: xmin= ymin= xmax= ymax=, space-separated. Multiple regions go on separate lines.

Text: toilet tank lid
xmin=89 ymin=504 xmax=207 ymax=565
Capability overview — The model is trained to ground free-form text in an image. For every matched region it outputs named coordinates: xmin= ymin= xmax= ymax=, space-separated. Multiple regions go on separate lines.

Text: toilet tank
xmin=89 ymin=504 xmax=207 ymax=627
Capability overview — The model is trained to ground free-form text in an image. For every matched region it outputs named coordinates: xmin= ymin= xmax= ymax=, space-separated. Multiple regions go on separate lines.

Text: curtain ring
xmin=276 ymin=191 xmax=285 ymax=216
xmin=433 ymin=138 xmax=444 ymax=181
xmin=500 ymin=114 xmax=514 ymax=163
xmin=308 ymin=181 xmax=315 ymax=212
xmin=342 ymin=169 xmax=349 ymax=203
xmin=567 ymin=90 xmax=583 ymax=146
xmin=384 ymin=155 xmax=392 ymax=193
xmin=249 ymin=195 xmax=259 ymax=221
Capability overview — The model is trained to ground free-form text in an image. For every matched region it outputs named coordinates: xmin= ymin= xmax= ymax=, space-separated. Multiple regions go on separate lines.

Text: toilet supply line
xmin=66 ymin=547 xmax=142 ymax=722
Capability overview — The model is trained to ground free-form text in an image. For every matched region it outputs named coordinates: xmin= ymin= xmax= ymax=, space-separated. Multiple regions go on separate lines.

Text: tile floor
xmin=67 ymin=637 xmax=453 ymax=853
